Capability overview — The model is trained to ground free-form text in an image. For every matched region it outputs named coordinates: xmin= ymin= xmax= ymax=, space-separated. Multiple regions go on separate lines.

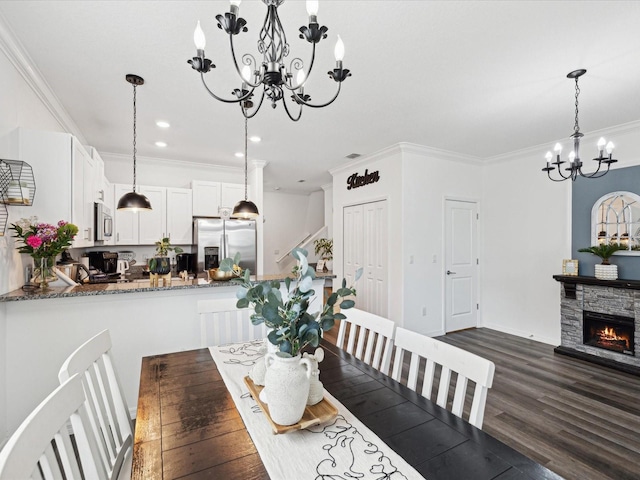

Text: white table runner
xmin=209 ymin=341 xmax=426 ymax=480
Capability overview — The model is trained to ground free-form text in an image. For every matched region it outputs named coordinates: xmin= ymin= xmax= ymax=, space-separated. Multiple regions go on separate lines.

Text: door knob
xmin=446 ymin=270 xmax=456 ymax=275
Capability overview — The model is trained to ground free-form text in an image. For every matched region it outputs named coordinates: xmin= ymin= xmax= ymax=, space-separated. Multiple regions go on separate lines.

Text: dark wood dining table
xmin=132 ymin=340 xmax=563 ymax=480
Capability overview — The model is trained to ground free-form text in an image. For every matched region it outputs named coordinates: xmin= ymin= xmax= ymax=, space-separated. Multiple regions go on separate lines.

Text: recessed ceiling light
xmin=345 ymin=153 xmax=361 ymax=159
xmin=155 ymin=141 xmax=167 ymax=147
xmin=156 ymin=121 xmax=170 ymax=128
xmin=274 ymin=186 xmax=281 ymax=191
xmin=249 ymin=136 xmax=261 ymax=143
xmin=298 ymin=179 xmax=305 ymax=183
xmin=235 ymin=152 xmax=244 ymax=158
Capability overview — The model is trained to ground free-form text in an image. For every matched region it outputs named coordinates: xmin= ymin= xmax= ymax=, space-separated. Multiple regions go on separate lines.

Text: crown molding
xmin=485 ymin=119 xmax=640 ymax=165
xmin=321 ymin=183 xmax=333 ymax=191
xmin=101 ymin=151 xmax=245 ymax=174
xmin=0 ymin=12 xmax=86 ymax=143
xmin=330 ymin=142 xmax=483 ymax=176
xmin=397 ymin=142 xmax=484 ymax=165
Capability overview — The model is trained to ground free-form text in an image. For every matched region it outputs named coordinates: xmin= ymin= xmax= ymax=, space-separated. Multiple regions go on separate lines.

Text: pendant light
xmin=232 ymin=115 xmax=259 ymax=219
xmin=117 ymin=74 xmax=152 ymax=211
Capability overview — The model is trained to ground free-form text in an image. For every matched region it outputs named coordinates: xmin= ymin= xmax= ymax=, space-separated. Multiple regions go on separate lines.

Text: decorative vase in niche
xmin=595 ymin=264 xmax=618 ymax=280
xmin=32 ymin=256 xmax=57 ymax=289
xmin=264 ymin=352 xmax=312 ymax=425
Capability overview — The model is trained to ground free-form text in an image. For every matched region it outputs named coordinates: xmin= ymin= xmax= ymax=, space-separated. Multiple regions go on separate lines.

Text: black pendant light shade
xmin=117 ymin=191 xmax=152 ymax=211
xmin=118 ymin=74 xmax=152 ymax=211
xmin=233 ymin=199 xmax=259 ymax=219
xmin=232 ymin=115 xmax=259 ymax=219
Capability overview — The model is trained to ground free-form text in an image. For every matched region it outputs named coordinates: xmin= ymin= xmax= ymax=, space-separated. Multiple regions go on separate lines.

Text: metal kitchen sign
xmin=347 ymin=169 xmax=380 ymax=190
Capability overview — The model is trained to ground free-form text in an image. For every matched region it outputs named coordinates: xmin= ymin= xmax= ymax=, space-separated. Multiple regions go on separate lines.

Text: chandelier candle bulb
xmin=545 ymin=151 xmax=553 ymax=167
xmin=229 ymin=0 xmax=241 ymax=16
xmin=568 ymin=151 xmax=576 ymax=163
xmin=597 ymin=137 xmax=606 ymax=156
xmin=334 ymin=35 xmax=345 ymax=62
xmin=307 ymin=0 xmax=319 ymax=23
xmin=194 ymin=21 xmax=206 ymax=50
xmin=606 ymin=141 xmax=615 ymax=155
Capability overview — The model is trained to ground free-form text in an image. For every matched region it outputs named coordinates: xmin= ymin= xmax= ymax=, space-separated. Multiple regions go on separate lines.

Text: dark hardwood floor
xmin=324 ymin=325 xmax=640 ymax=480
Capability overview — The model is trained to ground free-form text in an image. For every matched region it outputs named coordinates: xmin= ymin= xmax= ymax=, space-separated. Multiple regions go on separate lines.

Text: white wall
xmin=262 ymin=190 xmax=325 ymax=274
xmin=0 ymin=38 xmax=72 ymax=443
xmin=401 ymin=146 xmax=483 ymax=336
xmin=331 ymin=145 xmax=404 ymax=324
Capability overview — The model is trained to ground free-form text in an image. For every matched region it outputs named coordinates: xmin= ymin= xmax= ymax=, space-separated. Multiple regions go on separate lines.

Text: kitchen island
xmin=0 ymin=272 xmax=334 ymax=439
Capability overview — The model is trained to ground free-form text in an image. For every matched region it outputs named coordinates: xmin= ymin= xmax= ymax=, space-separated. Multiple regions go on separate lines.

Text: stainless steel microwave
xmin=94 ymin=203 xmax=113 ymax=241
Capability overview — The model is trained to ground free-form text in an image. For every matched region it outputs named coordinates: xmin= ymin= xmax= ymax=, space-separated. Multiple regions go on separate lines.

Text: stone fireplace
xmin=554 ymin=275 xmax=640 ymax=374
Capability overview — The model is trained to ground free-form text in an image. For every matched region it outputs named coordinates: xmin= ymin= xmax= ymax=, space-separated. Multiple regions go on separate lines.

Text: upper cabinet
xmin=113 ymin=185 xmax=192 ymax=245
xmin=192 ymin=180 xmax=244 ymax=217
xmin=167 ymin=188 xmax=193 ymax=244
xmin=6 ymin=129 xmax=97 ymax=248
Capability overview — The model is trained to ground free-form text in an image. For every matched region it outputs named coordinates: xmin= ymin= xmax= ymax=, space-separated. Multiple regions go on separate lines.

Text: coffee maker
xmin=176 ymin=253 xmax=197 ymax=274
xmin=204 ymin=246 xmax=219 ymax=270
xmin=87 ymin=251 xmax=118 ymax=274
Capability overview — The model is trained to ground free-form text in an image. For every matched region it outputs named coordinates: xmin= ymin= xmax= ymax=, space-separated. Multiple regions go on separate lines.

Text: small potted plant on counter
xmin=578 ymin=242 xmax=625 ymax=280
xmin=314 ymin=237 xmax=333 ymax=271
xmin=149 ymin=237 xmax=183 ymax=275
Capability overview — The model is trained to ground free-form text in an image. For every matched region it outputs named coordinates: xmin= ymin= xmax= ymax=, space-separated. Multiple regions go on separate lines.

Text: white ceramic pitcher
xmin=264 ymin=352 xmax=312 ymax=426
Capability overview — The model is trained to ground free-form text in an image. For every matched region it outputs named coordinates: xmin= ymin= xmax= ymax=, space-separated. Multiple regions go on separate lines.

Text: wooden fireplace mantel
xmin=553 ymin=275 xmax=640 ymax=291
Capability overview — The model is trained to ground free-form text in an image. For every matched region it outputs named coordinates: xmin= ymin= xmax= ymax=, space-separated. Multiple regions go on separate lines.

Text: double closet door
xmin=343 ymin=200 xmax=388 ymax=317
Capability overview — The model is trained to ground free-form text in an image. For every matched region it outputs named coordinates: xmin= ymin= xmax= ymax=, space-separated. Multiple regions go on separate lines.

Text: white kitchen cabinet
xmin=221 ymin=183 xmax=244 ymax=210
xmin=113 ymin=184 xmax=138 ymax=245
xmin=167 ymin=187 xmax=193 ymax=244
xmin=138 ymin=186 xmax=167 ymax=244
xmin=101 ymin=178 xmax=115 ymax=246
xmin=192 ymin=180 xmax=244 ymax=217
xmin=192 ymin=180 xmax=221 ymax=217
xmin=6 ymin=128 xmax=95 ymax=248
xmin=113 ymin=184 xmax=169 ymax=245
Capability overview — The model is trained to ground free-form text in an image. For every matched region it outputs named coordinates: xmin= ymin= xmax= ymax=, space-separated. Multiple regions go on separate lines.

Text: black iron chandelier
xmin=188 ymin=0 xmax=351 ymax=121
xmin=543 ymin=69 xmax=618 ymax=182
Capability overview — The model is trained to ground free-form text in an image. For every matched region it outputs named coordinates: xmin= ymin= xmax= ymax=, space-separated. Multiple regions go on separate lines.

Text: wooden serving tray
xmin=243 ymin=376 xmax=338 ymax=434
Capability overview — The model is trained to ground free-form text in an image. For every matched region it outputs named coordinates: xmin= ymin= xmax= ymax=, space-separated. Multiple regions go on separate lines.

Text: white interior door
xmin=343 ymin=200 xmax=388 ymax=317
xmin=445 ymin=199 xmax=478 ymax=333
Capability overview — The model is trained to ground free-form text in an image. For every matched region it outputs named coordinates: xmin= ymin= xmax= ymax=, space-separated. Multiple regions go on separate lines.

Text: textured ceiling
xmin=1 ymin=1 xmax=640 ymax=193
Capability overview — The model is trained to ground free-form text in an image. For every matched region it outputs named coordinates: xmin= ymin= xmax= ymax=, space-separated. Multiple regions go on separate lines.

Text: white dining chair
xmin=391 ymin=327 xmax=495 ymax=429
xmin=198 ymin=297 xmax=268 ymax=346
xmin=0 ymin=374 xmax=108 ymax=480
xmin=336 ymin=308 xmax=395 ymax=375
xmin=58 ymin=330 xmax=133 ymax=480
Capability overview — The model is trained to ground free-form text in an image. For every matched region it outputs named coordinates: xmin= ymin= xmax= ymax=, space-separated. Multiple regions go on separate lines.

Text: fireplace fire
xmin=583 ymin=311 xmax=635 ymax=356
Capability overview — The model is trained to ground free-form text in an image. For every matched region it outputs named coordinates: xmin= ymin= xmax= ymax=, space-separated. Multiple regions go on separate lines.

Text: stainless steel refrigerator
xmin=193 ymin=217 xmax=257 ymax=274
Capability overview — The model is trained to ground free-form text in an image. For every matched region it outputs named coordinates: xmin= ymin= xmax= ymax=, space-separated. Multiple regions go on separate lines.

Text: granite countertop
xmin=0 ymin=271 xmax=335 ymax=302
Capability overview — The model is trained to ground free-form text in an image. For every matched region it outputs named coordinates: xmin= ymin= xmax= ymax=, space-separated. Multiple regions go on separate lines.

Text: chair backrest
xmin=0 ymin=374 xmax=108 ymax=480
xmin=58 ymin=330 xmax=132 ymax=480
xmin=198 ymin=297 xmax=267 ymax=346
xmin=336 ymin=308 xmax=395 ymax=375
xmin=391 ymin=327 xmax=495 ymax=429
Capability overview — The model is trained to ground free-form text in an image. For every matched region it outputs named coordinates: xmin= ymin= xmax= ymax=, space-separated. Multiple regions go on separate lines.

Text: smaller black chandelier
xmin=188 ymin=0 xmax=351 ymax=121
xmin=543 ymin=69 xmax=618 ymax=182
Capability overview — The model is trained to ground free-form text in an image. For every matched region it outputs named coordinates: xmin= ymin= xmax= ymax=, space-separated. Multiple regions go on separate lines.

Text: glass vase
xmin=33 ymin=256 xmax=58 ymax=289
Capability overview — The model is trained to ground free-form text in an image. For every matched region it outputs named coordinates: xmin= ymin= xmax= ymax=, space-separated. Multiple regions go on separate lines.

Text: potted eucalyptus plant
xmin=578 ymin=242 xmax=625 ymax=280
xmin=220 ymin=247 xmax=361 ymax=425
xmin=149 ymin=237 xmax=183 ymax=275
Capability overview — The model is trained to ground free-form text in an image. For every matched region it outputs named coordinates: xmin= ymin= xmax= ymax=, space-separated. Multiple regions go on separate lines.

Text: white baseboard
xmin=482 ymin=322 xmax=559 ymax=346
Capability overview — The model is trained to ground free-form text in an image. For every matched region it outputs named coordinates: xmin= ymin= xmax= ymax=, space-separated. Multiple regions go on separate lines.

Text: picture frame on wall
xmin=562 ymin=259 xmax=579 ymax=276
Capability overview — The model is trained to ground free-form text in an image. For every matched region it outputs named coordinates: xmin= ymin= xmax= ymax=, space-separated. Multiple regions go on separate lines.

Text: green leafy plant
xmin=154 ymin=237 xmax=183 ymax=257
xmin=578 ymin=243 xmax=625 ymax=264
xmin=220 ymin=248 xmax=361 ymax=357
xmin=149 ymin=237 xmax=183 ymax=272
xmin=314 ymin=238 xmax=333 ymax=260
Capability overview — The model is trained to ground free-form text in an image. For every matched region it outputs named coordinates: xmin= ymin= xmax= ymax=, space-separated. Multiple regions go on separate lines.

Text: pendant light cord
xmin=244 ymin=115 xmax=248 ymax=201
xmin=132 ymin=83 xmax=138 ymax=193
xmin=573 ymin=76 xmax=580 ymax=135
